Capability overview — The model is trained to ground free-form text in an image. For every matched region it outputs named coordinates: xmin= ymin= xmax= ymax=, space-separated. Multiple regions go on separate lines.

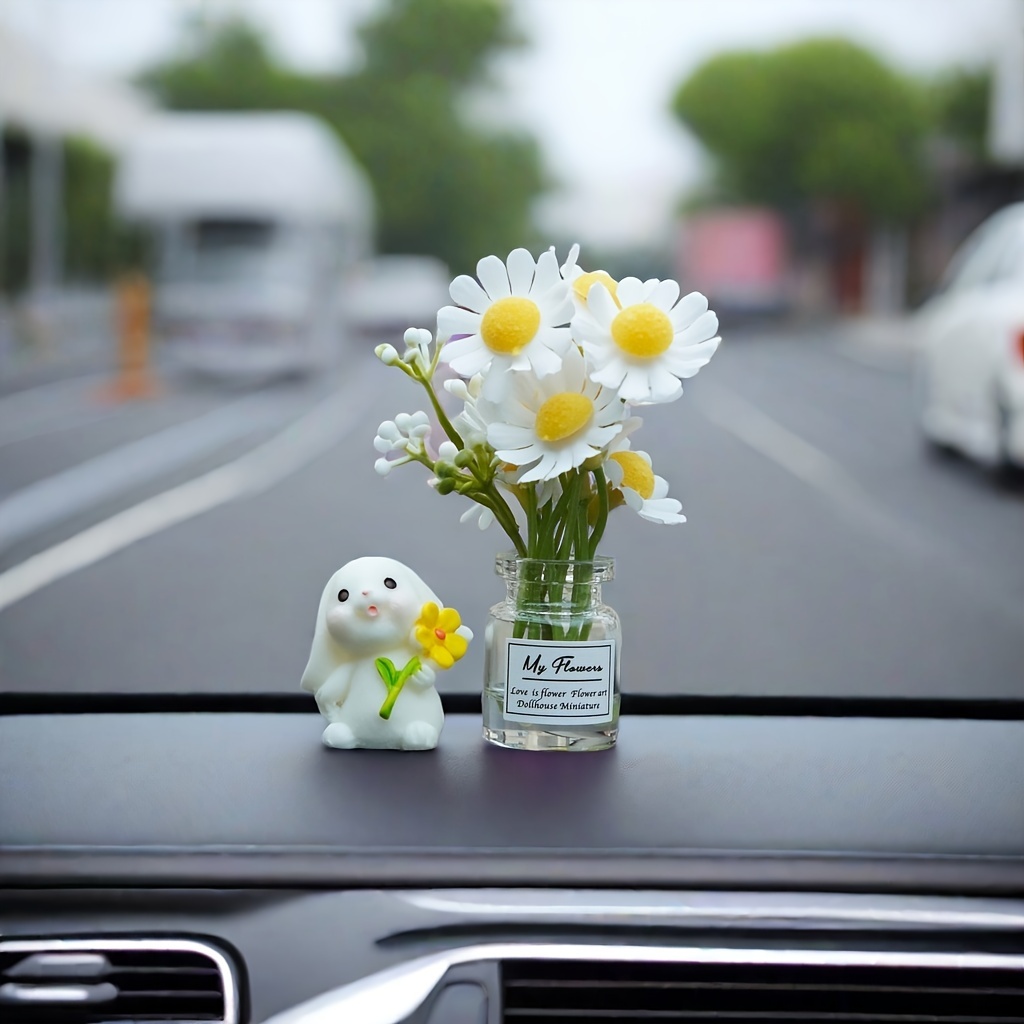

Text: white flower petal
xmin=488 ymin=422 xmax=535 ymax=449
xmin=519 ymin=450 xmax=559 ymax=483
xmin=586 ymin=283 xmax=619 ymax=327
xmin=638 ymin=498 xmax=686 ymax=525
xmin=506 ymin=247 xmax=537 ymax=296
xmin=550 ymin=446 xmax=579 ymax=477
xmin=449 ymin=274 xmax=491 ymax=313
xmin=481 ymin=368 xmax=513 ymax=402
xmin=560 ymin=243 xmax=580 ymax=279
xmin=476 ymin=254 xmax=511 ymax=299
xmin=618 ymin=365 xmax=655 ymax=403
xmin=533 ymin=248 xmax=563 ymax=295
xmin=664 ymin=336 xmax=721 ymax=378
xmin=591 ymin=358 xmax=629 ymax=391
xmin=676 ymin=310 xmax=720 ymax=345
xmin=647 ymin=278 xmax=680 ymax=311
xmin=437 ymin=305 xmax=481 ymax=339
xmin=449 ymin=346 xmax=494 ymax=378
xmin=441 ymin=334 xmax=483 ymax=360
xmin=668 ymin=291 xmax=709 ymax=330
xmin=646 ymin=366 xmax=684 ymax=404
xmin=651 ymin=475 xmax=670 ymax=499
xmin=527 ymin=339 xmax=564 ymax=378
xmin=536 ymin=285 xmax=574 ymax=324
xmin=616 ymin=277 xmax=645 ymax=307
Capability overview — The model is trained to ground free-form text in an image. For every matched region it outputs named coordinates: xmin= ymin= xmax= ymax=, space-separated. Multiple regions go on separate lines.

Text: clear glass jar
xmin=482 ymin=554 xmax=621 ymax=751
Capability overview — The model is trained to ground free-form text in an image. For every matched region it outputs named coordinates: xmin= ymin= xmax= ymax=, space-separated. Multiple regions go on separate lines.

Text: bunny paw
xmin=322 ymin=722 xmax=358 ymax=749
xmin=401 ymin=722 xmax=439 ymax=750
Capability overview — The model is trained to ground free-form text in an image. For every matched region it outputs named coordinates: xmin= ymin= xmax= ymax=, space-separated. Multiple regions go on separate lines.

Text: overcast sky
xmin=0 ymin=0 xmax=1016 ymax=246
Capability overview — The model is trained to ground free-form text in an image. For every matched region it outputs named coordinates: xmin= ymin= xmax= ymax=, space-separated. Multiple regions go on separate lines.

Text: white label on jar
xmin=503 ymin=638 xmax=616 ymax=725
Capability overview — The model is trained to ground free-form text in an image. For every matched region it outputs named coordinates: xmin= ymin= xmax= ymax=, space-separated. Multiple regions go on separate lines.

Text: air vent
xmin=0 ymin=939 xmax=238 ymax=1024
xmin=503 ymin=956 xmax=1024 ymax=1023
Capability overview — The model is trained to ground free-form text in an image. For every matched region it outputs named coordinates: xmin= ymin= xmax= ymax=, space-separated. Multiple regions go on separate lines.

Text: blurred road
xmin=0 ymin=328 xmax=1021 ymax=699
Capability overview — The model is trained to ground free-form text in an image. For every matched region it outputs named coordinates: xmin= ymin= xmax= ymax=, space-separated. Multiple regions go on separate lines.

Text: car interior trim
xmin=263 ymin=941 xmax=1024 ymax=1024
xmin=398 ymin=889 xmax=1024 ymax=930
xmin=4 ymin=850 xmax=1024 ymax=892
xmin=0 ymin=937 xmax=240 ymax=1024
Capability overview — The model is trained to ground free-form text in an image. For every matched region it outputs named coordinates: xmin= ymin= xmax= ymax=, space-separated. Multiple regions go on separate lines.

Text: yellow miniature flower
xmin=414 ymin=602 xmax=469 ymax=669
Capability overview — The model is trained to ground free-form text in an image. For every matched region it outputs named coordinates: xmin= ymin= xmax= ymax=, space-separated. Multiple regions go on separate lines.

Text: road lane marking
xmin=0 ymin=391 xmax=282 ymax=550
xmin=0 ymin=369 xmax=375 ymax=612
xmin=694 ymin=384 xmax=1024 ymax=626
xmin=695 ymin=384 xmax=928 ymax=551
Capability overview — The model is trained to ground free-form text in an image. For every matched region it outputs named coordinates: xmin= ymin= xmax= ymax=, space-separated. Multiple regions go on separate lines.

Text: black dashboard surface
xmin=2 ymin=712 xmax=1023 ymax=892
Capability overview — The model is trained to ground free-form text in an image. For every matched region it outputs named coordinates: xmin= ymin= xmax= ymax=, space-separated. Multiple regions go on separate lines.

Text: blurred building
xmin=0 ymin=24 xmax=152 ymax=298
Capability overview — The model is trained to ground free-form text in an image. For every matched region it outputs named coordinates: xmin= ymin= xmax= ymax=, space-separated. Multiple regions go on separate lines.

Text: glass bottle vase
xmin=482 ymin=554 xmax=621 ymax=751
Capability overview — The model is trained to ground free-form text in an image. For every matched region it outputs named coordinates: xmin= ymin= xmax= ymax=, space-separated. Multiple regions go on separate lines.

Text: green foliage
xmin=142 ymin=1 xmax=544 ymax=273
xmin=63 ymin=138 xmax=116 ymax=281
xmin=931 ymin=66 xmax=991 ymax=160
xmin=672 ymin=38 xmax=931 ymax=222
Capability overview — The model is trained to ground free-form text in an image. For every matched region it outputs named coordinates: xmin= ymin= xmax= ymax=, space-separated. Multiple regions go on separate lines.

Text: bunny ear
xmin=300 ymin=575 xmax=347 ymax=693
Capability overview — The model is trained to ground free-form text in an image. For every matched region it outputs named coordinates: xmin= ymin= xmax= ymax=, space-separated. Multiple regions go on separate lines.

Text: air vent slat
xmin=503 ymin=957 xmax=1024 ymax=1023
xmin=0 ymin=940 xmax=236 ymax=1024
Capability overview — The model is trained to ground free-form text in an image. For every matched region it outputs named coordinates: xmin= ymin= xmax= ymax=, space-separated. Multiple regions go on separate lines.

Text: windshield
xmin=0 ymin=0 xmax=1020 ymax=704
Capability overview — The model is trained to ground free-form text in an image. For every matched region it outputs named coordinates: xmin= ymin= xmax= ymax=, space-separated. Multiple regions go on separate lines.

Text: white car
xmin=916 ymin=203 xmax=1024 ymax=481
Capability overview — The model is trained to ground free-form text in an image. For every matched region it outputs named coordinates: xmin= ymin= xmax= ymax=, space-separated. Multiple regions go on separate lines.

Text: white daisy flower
xmin=572 ymin=277 xmax=720 ymax=405
xmin=437 ymin=248 xmax=574 ymax=401
xmin=479 ymin=345 xmax=627 ymax=484
xmin=606 ymin=448 xmax=687 ymax=525
xmin=560 ymin=242 xmax=620 ymax=316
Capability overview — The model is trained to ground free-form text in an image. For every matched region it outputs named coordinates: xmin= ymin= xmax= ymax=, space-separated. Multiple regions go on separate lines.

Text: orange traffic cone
xmin=98 ymin=271 xmax=159 ymax=402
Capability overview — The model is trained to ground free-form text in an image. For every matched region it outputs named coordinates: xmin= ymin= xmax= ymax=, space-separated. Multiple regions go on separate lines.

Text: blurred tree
xmin=932 ymin=67 xmax=992 ymax=161
xmin=63 ymin=138 xmax=116 ymax=282
xmin=672 ymin=39 xmax=931 ymax=223
xmin=142 ymin=2 xmax=545 ymax=273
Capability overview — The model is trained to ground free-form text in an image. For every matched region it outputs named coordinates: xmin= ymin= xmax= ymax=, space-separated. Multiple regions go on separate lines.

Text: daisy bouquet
xmin=373 ymin=244 xmax=720 ymax=638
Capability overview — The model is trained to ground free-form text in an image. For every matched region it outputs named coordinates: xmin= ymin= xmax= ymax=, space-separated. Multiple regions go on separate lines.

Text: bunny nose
xmin=361 ymin=589 xmax=370 ymax=596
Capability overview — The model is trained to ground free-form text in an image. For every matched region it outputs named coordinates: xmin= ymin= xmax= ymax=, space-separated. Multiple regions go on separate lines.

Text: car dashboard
xmin=2 ymin=707 xmax=1023 ymax=1022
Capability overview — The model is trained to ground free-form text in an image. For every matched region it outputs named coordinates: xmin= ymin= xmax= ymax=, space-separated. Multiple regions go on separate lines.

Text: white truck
xmin=115 ymin=111 xmax=374 ymax=379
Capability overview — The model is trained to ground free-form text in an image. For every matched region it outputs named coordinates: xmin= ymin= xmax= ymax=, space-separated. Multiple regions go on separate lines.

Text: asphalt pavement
xmin=0 ymin=327 xmax=1021 ymax=699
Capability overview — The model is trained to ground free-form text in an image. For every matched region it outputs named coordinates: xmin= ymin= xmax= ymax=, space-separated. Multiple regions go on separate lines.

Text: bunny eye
xmin=384 ymin=577 xmax=397 ymax=589
xmin=337 ymin=589 xmax=349 ymax=602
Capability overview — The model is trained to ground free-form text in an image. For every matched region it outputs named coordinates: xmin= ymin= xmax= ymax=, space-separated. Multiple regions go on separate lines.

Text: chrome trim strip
xmin=400 ymin=889 xmax=1024 ymax=930
xmin=0 ymin=938 xmax=238 ymax=1024
xmin=262 ymin=942 xmax=1024 ymax=1024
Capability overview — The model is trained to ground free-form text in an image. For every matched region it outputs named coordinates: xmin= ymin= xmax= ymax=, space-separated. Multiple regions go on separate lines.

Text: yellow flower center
xmin=610 ymin=451 xmax=655 ymax=500
xmin=535 ymin=392 xmax=594 ymax=444
xmin=573 ymin=270 xmax=619 ymax=306
xmin=610 ymin=302 xmax=674 ymax=358
xmin=479 ymin=296 xmax=541 ymax=355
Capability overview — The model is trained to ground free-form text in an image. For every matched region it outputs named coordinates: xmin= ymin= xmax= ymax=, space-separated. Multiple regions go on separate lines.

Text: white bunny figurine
xmin=300 ymin=556 xmax=472 ymax=750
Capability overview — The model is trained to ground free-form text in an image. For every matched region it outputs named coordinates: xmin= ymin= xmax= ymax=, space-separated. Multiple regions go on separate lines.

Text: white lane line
xmin=0 ymin=368 xmax=375 ymax=612
xmin=695 ymin=383 xmax=930 ymax=554
xmin=0 ymin=391 xmax=282 ymax=551
xmin=695 ymin=384 xmax=1024 ymax=625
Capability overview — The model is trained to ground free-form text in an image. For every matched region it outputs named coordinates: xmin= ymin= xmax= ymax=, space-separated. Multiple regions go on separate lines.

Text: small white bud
xmin=374 ymin=457 xmax=393 ymax=476
xmin=375 ymin=343 xmax=400 ymax=365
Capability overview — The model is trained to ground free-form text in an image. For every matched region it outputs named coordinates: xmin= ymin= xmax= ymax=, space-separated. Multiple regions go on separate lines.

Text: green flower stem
xmin=418 ymin=375 xmax=465 ymax=451
xmin=588 ymin=465 xmax=610 ymax=558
